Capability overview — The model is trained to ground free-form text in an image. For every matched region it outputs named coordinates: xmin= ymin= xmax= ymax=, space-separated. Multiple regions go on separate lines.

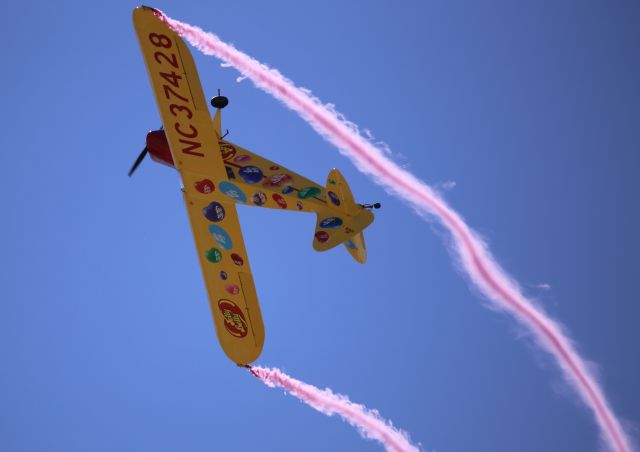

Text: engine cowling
xmin=146 ymin=129 xmax=175 ymax=169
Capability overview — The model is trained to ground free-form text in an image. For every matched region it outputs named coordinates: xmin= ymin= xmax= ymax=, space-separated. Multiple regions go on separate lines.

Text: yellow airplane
xmin=131 ymin=6 xmax=379 ymax=365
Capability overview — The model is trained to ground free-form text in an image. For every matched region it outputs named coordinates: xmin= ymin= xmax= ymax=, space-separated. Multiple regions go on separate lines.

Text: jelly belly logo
xmin=218 ymin=299 xmax=248 ymax=338
xmin=220 ymin=142 xmax=237 ymax=160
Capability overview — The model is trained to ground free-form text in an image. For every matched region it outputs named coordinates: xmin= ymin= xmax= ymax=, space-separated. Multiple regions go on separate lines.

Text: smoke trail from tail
xmin=156 ymin=11 xmax=632 ymax=452
xmin=246 ymin=365 xmax=419 ymax=452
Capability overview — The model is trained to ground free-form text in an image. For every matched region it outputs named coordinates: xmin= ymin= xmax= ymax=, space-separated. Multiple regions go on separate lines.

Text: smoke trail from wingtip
xmin=247 ymin=365 xmax=419 ymax=452
xmin=157 ymin=12 xmax=632 ymax=452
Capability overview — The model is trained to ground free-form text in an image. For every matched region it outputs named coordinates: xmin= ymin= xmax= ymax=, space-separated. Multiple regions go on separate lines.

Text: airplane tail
xmin=312 ymin=169 xmax=373 ymax=264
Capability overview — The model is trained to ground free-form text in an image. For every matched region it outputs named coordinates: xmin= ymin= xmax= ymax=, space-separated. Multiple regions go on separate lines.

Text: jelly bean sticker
xmin=298 ymin=186 xmax=321 ymax=199
xmin=252 ymin=191 xmax=267 ymax=206
xmin=264 ymin=173 xmax=293 ymax=187
xmin=218 ymin=299 xmax=248 ymax=338
xmin=219 ymin=181 xmax=247 ymax=203
xmin=234 ymin=154 xmax=251 ymax=164
xmin=269 ymin=165 xmax=280 ymax=171
xmin=345 ymin=239 xmax=356 ymax=250
xmin=209 ymin=225 xmax=233 ymax=250
xmin=225 ymin=284 xmax=240 ymax=295
xmin=205 ymin=248 xmax=222 ymax=263
xmin=315 ymin=231 xmax=329 ymax=243
xmin=328 ymin=191 xmax=341 ymax=206
xmin=296 ymin=201 xmax=304 ymax=210
xmin=272 ymin=194 xmax=287 ymax=209
xmin=220 ymin=271 xmax=228 ymax=280
xmin=238 ymin=166 xmax=264 ymax=184
xmin=231 ymin=253 xmax=244 ymax=266
xmin=319 ymin=217 xmax=343 ymax=229
xmin=194 ymin=179 xmax=215 ymax=194
xmin=282 ymin=186 xmax=294 ymax=195
xmin=203 ymin=202 xmax=226 ymax=222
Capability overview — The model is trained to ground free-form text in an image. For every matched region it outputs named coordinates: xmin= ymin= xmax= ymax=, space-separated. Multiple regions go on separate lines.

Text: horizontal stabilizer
xmin=312 ymin=207 xmax=374 ymax=253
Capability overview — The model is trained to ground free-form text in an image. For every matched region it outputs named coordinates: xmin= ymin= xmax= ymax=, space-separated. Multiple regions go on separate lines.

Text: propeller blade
xmin=128 ymin=147 xmax=148 ymax=177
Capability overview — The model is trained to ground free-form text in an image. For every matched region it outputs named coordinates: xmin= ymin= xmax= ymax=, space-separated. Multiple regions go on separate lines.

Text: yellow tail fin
xmin=311 ymin=169 xmax=373 ymax=264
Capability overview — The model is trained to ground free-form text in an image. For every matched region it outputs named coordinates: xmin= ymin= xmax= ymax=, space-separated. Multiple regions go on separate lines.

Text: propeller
xmin=128 ymin=126 xmax=162 ymax=177
xmin=128 ymin=146 xmax=148 ymax=177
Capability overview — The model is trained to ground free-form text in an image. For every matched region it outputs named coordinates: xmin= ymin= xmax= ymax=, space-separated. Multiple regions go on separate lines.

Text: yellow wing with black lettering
xmin=133 ymin=6 xmax=264 ymax=364
xmin=132 ymin=7 xmax=226 ymax=178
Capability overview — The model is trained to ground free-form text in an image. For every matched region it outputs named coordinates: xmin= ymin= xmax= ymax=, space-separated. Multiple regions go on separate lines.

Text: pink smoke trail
xmin=245 ymin=365 xmax=419 ymax=452
xmin=156 ymin=11 xmax=632 ymax=452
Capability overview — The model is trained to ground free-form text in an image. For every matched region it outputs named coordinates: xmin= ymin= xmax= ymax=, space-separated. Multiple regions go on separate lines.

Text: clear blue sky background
xmin=1 ymin=1 xmax=639 ymax=451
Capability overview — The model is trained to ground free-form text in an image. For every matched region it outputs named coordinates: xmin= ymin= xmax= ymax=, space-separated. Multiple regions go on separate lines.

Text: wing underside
xmin=217 ymin=139 xmax=329 ymax=213
xmin=133 ymin=7 xmax=264 ymax=364
xmin=183 ymin=188 xmax=264 ymax=364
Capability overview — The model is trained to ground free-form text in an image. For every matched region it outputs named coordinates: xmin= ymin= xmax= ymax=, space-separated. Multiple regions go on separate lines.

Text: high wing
xmin=133 ymin=7 xmax=264 ymax=364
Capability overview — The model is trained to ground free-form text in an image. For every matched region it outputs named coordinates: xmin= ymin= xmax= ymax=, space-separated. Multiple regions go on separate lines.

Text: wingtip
xmin=134 ymin=5 xmax=165 ymax=20
xmin=137 ymin=5 xmax=160 ymax=13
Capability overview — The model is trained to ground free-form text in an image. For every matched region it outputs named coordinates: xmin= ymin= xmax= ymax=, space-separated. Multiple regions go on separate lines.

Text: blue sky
xmin=1 ymin=1 xmax=639 ymax=451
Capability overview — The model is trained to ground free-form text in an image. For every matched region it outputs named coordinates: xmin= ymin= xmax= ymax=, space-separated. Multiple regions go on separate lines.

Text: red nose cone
xmin=146 ymin=130 xmax=175 ymax=168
